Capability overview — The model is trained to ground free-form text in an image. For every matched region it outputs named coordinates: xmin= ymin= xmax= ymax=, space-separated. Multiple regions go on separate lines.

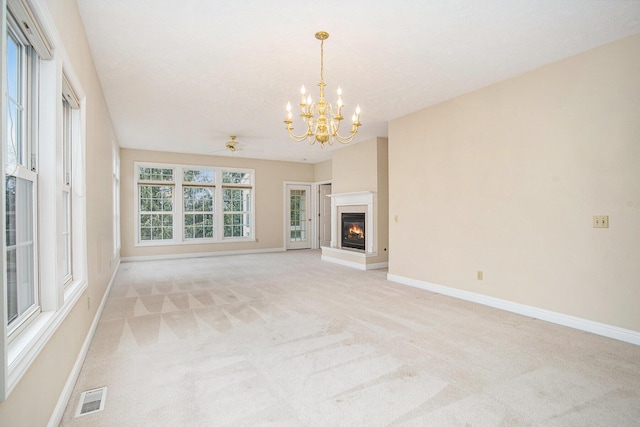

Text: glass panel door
xmin=286 ymin=184 xmax=311 ymax=250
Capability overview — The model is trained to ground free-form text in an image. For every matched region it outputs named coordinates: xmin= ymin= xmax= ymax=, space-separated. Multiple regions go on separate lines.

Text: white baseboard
xmin=121 ymin=247 xmax=286 ymax=262
xmin=321 ymin=255 xmax=388 ymax=271
xmin=48 ymin=259 xmax=121 ymax=427
xmin=387 ymin=273 xmax=640 ymax=346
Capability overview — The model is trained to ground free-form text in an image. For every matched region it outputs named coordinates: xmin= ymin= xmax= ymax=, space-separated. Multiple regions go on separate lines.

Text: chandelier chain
xmin=320 ymin=38 xmax=324 ymax=83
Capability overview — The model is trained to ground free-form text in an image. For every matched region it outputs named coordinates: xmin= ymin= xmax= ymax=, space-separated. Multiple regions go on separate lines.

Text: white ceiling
xmin=75 ymin=0 xmax=640 ymax=164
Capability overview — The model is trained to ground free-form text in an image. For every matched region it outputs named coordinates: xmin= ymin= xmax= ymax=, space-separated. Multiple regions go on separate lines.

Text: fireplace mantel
xmin=328 ymin=191 xmax=375 ymax=254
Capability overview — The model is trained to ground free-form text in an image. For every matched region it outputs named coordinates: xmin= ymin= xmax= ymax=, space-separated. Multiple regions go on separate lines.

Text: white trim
xmin=387 ymin=273 xmax=640 ymax=346
xmin=1 ymin=1 xmax=9 ymax=399
xmin=7 ymin=0 xmax=52 ymax=59
xmin=47 ymin=260 xmax=120 ymax=427
xmin=6 ymin=278 xmax=87 ymax=396
xmin=121 ymin=247 xmax=285 ymax=263
xmin=328 ymin=191 xmax=376 ymax=253
xmin=283 ymin=182 xmax=313 ymax=250
xmin=321 ymin=256 xmax=388 ymax=271
xmin=315 ymin=180 xmax=332 ymax=250
xmin=321 ymin=248 xmax=388 ymax=270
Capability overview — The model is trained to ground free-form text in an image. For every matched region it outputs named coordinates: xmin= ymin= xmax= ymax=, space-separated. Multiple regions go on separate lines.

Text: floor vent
xmin=75 ymin=387 xmax=107 ymax=417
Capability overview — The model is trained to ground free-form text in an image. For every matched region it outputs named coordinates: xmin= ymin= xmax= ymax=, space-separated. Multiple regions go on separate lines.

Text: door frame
xmin=283 ymin=181 xmax=314 ymax=250
xmin=317 ymin=180 xmax=332 ymax=249
xmin=283 ymin=180 xmax=332 ymax=250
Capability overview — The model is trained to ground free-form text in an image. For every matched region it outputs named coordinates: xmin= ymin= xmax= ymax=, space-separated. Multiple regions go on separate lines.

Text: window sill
xmin=6 ymin=278 xmax=87 ymax=396
xmin=134 ymin=237 xmax=256 ymax=247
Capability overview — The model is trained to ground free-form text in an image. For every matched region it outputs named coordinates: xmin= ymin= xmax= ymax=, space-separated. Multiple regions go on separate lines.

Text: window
xmin=222 ymin=172 xmax=252 ymax=238
xmin=138 ymin=167 xmax=174 ymax=242
xmin=62 ymin=75 xmax=79 ymax=285
xmin=183 ymin=169 xmax=214 ymax=240
xmin=62 ymin=98 xmax=72 ymax=284
xmin=5 ymin=12 xmax=40 ymax=331
xmin=135 ymin=163 xmax=254 ymax=245
xmin=2 ymin=0 xmax=88 ymax=399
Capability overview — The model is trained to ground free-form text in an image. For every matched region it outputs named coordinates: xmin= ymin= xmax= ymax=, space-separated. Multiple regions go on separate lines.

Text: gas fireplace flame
xmin=347 ymin=224 xmax=364 ymax=239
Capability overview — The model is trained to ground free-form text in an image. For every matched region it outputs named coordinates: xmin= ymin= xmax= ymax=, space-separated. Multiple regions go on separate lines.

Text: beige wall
xmin=376 ymin=138 xmax=389 ymax=258
xmin=332 ymin=139 xmax=379 ymax=195
xmin=314 ymin=159 xmax=332 ymax=182
xmin=121 ymin=149 xmax=315 ymax=258
xmin=0 ymin=0 xmax=120 ymax=424
xmin=388 ymin=34 xmax=640 ymax=332
xmin=332 ymin=138 xmax=389 ymax=261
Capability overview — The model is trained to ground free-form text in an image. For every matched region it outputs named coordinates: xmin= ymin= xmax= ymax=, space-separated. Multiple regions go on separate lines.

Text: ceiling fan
xmin=224 ymin=135 xmax=241 ymax=152
xmin=209 ymin=135 xmax=243 ymax=154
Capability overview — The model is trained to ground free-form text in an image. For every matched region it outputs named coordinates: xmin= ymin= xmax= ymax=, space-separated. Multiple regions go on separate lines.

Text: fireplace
xmin=341 ymin=213 xmax=365 ymax=251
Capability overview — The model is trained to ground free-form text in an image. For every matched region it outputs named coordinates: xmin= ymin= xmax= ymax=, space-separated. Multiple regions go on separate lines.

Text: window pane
xmin=139 ymin=167 xmax=174 ymax=182
xmin=62 ymin=98 xmax=73 ymax=282
xmin=6 ymin=97 xmax=20 ymax=168
xmin=6 ymin=249 xmax=18 ymax=323
xmin=183 ymin=169 xmax=214 ymax=184
xmin=222 ymin=171 xmax=251 ymax=184
xmin=223 ymin=213 xmax=250 ymax=238
xmin=5 ymin=176 xmax=36 ymax=326
xmin=7 ymin=34 xmax=19 ymax=100
xmin=62 ymin=191 xmax=71 ymax=278
xmin=223 ymin=188 xmax=250 ymax=212
xmin=6 ymin=177 xmax=16 ymax=246
xmin=139 ymin=184 xmax=173 ymax=241
xmin=183 ymin=186 xmax=213 ymax=240
xmin=152 ymin=227 xmax=163 ymax=240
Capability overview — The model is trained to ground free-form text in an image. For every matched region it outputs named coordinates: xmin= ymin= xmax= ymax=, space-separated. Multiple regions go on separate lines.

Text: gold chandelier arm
xmin=332 ymin=126 xmax=360 ymax=144
xmin=285 ymin=126 xmax=313 ymax=142
xmin=284 ymin=31 xmax=361 ymax=148
xmin=285 ymin=119 xmax=316 ymax=143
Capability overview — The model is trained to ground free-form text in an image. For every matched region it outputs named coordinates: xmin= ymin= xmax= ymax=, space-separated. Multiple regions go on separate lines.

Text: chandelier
xmin=284 ymin=31 xmax=361 ymax=147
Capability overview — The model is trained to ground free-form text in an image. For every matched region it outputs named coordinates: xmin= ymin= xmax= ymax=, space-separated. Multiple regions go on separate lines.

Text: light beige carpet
xmin=61 ymin=250 xmax=640 ymax=426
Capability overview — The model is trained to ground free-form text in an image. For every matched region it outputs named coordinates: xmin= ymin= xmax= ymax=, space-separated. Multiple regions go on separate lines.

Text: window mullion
xmin=174 ymin=169 xmax=183 ymax=242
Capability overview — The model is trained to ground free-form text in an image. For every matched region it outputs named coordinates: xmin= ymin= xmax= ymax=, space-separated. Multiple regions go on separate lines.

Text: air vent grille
xmin=75 ymin=387 xmax=107 ymax=417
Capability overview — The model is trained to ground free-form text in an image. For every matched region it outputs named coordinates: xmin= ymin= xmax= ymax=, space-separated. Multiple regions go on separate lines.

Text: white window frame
xmin=1 ymin=0 xmax=88 ymax=401
xmin=182 ymin=167 xmax=216 ymax=241
xmin=134 ymin=162 xmax=255 ymax=246
xmin=222 ymin=171 xmax=253 ymax=239
xmin=61 ymin=95 xmax=72 ymax=286
xmin=5 ymin=6 xmax=41 ymax=340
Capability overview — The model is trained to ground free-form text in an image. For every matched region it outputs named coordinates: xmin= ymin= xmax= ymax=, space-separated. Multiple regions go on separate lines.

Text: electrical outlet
xmin=394 ymin=215 xmax=399 ymax=223
xmin=477 ymin=270 xmax=483 ymax=280
xmin=593 ymin=215 xmax=609 ymax=228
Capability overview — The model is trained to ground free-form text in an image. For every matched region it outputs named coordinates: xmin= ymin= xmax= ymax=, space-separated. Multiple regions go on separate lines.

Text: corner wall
xmin=314 ymin=159 xmax=332 ymax=182
xmin=328 ymin=137 xmax=389 ymax=265
xmin=120 ymin=149 xmax=315 ymax=258
xmin=388 ymin=34 xmax=640 ymax=333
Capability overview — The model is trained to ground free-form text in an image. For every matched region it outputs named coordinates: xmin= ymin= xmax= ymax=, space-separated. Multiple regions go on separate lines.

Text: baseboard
xmin=387 ymin=273 xmax=640 ymax=346
xmin=48 ymin=259 xmax=121 ymax=427
xmin=321 ymin=255 xmax=388 ymax=271
xmin=121 ymin=247 xmax=286 ymax=262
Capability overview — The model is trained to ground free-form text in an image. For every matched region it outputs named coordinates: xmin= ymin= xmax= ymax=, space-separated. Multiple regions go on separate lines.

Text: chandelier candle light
xmin=284 ymin=31 xmax=361 ymax=147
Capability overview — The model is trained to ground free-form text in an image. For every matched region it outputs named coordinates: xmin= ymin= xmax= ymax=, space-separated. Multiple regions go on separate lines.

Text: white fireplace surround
xmin=329 ymin=191 xmax=375 ymax=254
